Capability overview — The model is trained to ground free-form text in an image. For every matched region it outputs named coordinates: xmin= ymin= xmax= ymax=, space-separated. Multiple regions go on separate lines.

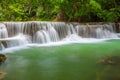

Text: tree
xmin=0 ymin=0 xmax=119 ymax=22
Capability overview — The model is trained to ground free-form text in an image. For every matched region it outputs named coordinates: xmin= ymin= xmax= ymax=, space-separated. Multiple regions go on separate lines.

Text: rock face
xmin=0 ymin=54 xmax=6 ymax=64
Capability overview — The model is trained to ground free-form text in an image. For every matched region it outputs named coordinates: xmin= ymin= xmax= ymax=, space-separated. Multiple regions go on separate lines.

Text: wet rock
xmin=0 ymin=54 xmax=6 ymax=64
xmin=97 ymin=56 xmax=120 ymax=65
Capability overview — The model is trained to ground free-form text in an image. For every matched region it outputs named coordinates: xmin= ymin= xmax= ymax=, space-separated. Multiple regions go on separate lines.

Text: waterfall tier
xmin=0 ymin=21 xmax=120 ymax=49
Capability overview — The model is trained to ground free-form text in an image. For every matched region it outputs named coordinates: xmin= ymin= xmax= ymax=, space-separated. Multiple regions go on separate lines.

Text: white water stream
xmin=0 ymin=22 xmax=119 ymax=53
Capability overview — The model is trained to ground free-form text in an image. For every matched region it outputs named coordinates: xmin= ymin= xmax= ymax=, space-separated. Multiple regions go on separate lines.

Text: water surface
xmin=0 ymin=40 xmax=120 ymax=80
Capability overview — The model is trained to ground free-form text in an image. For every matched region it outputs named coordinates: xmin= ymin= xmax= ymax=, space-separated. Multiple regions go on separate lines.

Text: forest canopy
xmin=0 ymin=0 xmax=120 ymax=22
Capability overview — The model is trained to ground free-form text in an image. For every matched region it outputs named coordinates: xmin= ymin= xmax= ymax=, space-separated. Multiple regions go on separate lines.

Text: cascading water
xmin=0 ymin=21 xmax=119 ymax=52
xmin=33 ymin=30 xmax=51 ymax=43
xmin=7 ymin=34 xmax=30 ymax=47
xmin=96 ymin=24 xmax=118 ymax=38
xmin=47 ymin=24 xmax=59 ymax=42
xmin=0 ymin=23 xmax=8 ymax=38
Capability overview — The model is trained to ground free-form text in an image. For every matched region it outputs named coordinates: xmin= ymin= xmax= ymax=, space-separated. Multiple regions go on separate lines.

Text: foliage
xmin=0 ymin=0 xmax=120 ymax=22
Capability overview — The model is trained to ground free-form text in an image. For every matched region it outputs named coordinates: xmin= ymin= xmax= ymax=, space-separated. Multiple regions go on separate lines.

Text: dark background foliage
xmin=0 ymin=0 xmax=120 ymax=22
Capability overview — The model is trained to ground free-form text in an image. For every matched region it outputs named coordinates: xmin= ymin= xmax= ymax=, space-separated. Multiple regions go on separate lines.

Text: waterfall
xmin=0 ymin=21 xmax=119 ymax=50
xmin=33 ymin=30 xmax=50 ymax=43
xmin=47 ymin=24 xmax=59 ymax=42
xmin=0 ymin=23 xmax=8 ymax=38
xmin=7 ymin=33 xmax=31 ymax=47
xmin=96 ymin=24 xmax=118 ymax=38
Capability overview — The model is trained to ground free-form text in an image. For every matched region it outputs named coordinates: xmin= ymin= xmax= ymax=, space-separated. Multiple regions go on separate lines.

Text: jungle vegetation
xmin=0 ymin=0 xmax=120 ymax=22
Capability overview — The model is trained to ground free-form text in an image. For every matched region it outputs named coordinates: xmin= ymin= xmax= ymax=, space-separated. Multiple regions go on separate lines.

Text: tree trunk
xmin=115 ymin=21 xmax=119 ymax=33
xmin=53 ymin=10 xmax=68 ymax=22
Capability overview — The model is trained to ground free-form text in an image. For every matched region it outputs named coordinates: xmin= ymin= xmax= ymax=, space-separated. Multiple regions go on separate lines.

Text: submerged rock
xmin=97 ymin=56 xmax=120 ymax=65
xmin=96 ymin=56 xmax=120 ymax=80
xmin=0 ymin=71 xmax=7 ymax=80
xmin=0 ymin=54 xmax=6 ymax=64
